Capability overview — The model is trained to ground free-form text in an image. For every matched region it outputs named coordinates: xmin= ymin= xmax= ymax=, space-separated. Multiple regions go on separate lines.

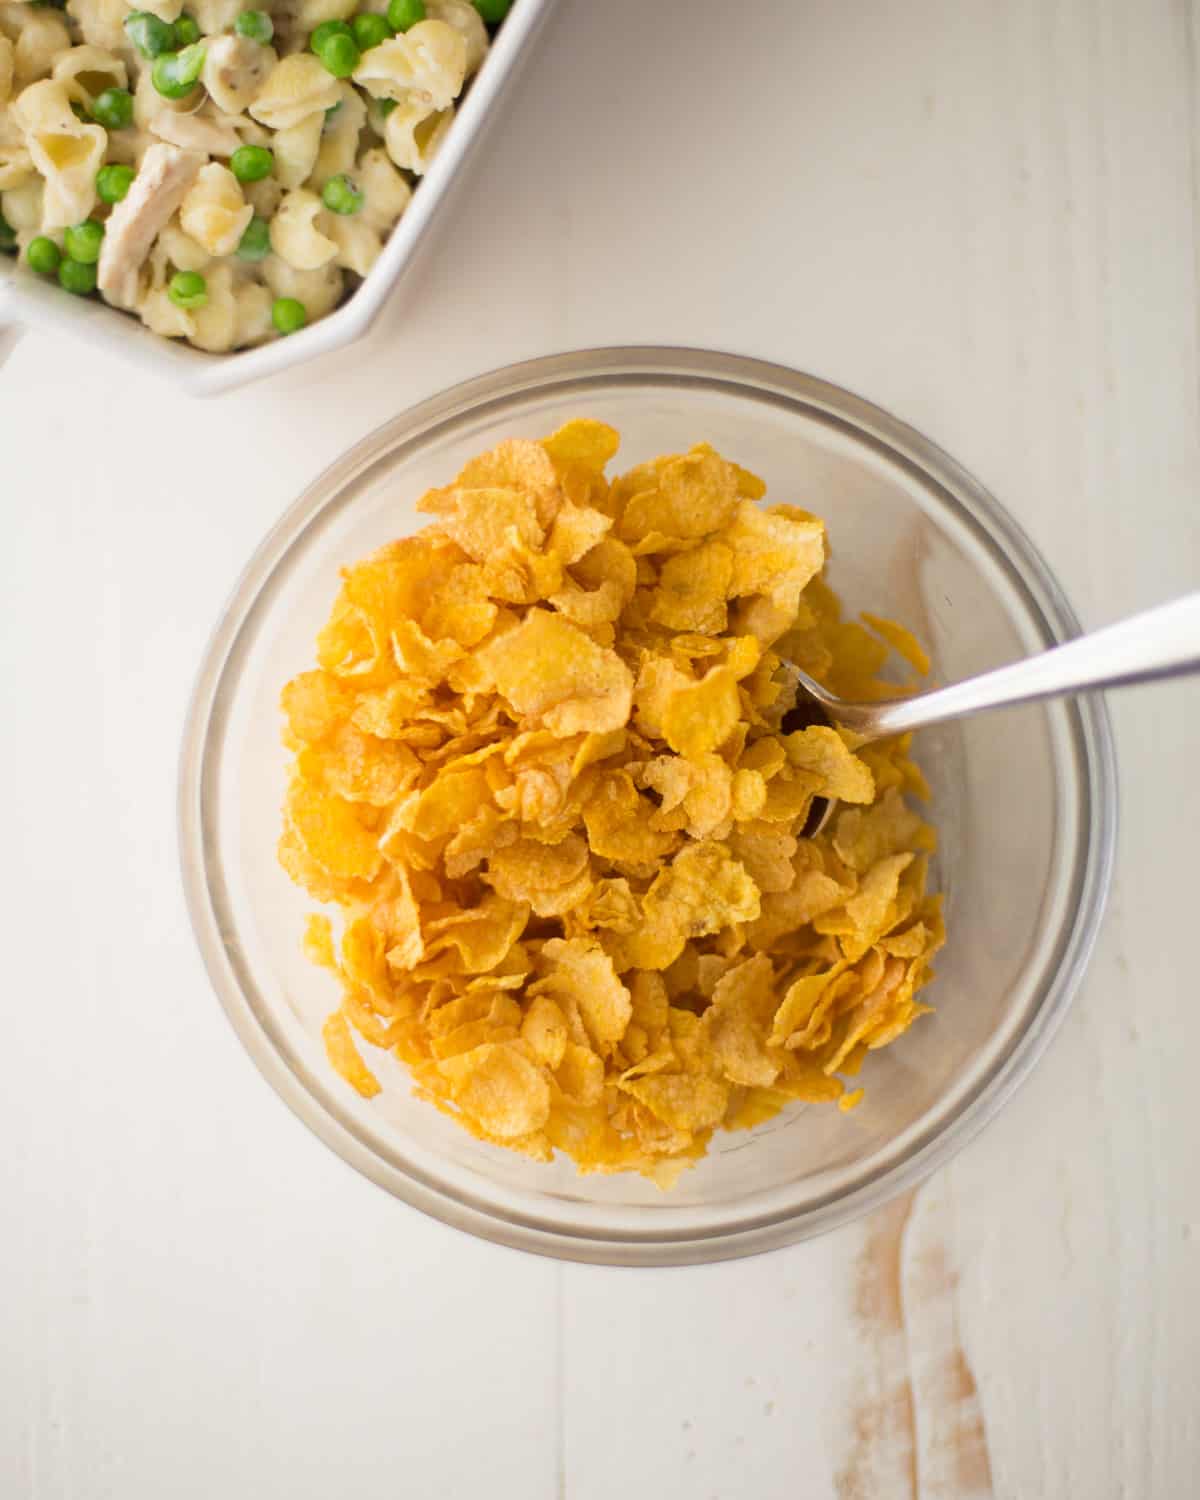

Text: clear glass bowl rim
xmin=178 ymin=346 xmax=1118 ymax=1265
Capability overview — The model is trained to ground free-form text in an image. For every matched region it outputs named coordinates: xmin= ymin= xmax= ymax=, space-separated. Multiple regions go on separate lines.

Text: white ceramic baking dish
xmin=0 ymin=0 xmax=557 ymax=397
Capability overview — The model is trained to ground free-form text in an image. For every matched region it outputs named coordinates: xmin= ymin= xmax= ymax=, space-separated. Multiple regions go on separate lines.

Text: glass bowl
xmin=179 ymin=348 xmax=1116 ymax=1265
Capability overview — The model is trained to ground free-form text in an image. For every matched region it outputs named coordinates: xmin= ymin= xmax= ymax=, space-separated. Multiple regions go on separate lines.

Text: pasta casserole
xmin=0 ymin=0 xmax=506 ymax=350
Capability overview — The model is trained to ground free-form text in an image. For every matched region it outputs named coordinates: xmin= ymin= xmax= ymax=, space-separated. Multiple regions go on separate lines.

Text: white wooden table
xmin=3 ymin=1 xmax=1198 ymax=1494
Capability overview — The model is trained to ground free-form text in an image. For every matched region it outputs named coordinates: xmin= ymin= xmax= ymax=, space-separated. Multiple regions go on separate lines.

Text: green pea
xmin=318 ymin=173 xmax=361 ymax=216
xmin=471 ymin=0 xmax=511 ymax=20
xmin=375 ymin=96 xmax=398 ymax=118
xmin=27 ymin=236 xmax=61 ymax=275
xmin=91 ymin=87 xmax=134 ymax=130
xmin=168 ymin=270 xmax=208 ymax=309
xmin=64 ymin=219 xmax=104 ymax=265
xmin=151 ymin=42 xmax=207 ymax=99
xmin=59 ymin=258 xmax=97 ymax=295
xmin=272 ymin=297 xmax=307 ymax=335
xmin=0 ymin=213 xmax=16 ymax=251
xmin=309 ymin=19 xmax=352 ymax=52
xmin=235 ymin=8 xmax=274 ymax=43
xmin=230 ymin=144 xmax=274 ymax=183
xmin=124 ymin=10 xmax=176 ymax=57
xmin=236 ymin=216 xmax=271 ymax=261
xmin=173 ymin=13 xmax=201 ymax=44
xmin=387 ymin=0 xmax=425 ymax=29
xmin=321 ymin=173 xmax=363 ymax=215
xmin=96 ymin=163 xmax=136 ymax=204
xmin=316 ymin=30 xmax=360 ymax=77
xmin=351 ymin=12 xmax=393 ymax=48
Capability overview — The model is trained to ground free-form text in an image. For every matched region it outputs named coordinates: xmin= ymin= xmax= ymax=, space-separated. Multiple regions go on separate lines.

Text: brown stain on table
xmin=836 ymin=1191 xmax=920 ymax=1500
xmin=836 ymin=1188 xmax=995 ymax=1500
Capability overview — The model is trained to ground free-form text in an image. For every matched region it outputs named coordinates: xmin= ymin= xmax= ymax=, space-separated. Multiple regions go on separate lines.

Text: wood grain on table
xmin=2 ymin=1 xmax=1197 ymax=1496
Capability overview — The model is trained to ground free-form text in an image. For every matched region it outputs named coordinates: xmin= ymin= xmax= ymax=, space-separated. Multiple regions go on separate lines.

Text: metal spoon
xmin=788 ymin=591 xmax=1200 ymax=837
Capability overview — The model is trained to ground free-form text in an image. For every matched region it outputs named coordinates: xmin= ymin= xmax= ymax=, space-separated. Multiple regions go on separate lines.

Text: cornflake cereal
xmin=279 ymin=421 xmax=944 ymax=1186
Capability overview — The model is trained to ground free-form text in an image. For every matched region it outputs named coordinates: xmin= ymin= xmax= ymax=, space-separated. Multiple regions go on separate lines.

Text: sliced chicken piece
xmin=98 ymin=143 xmax=204 ymax=308
xmin=149 ymin=109 xmax=243 ymax=160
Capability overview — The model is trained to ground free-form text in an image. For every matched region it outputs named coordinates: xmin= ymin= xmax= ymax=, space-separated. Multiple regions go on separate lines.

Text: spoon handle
xmin=862 ymin=591 xmax=1200 ymax=738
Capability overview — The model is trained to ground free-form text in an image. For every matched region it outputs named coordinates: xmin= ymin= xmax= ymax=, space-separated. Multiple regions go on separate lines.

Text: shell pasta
xmin=0 ymin=0 xmax=502 ymax=351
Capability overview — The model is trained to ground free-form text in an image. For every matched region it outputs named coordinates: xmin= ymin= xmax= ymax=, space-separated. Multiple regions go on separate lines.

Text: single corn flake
xmin=323 ymin=1010 xmax=382 ymax=1098
xmin=832 ymin=786 xmax=935 ymax=873
xmin=423 ymin=894 xmax=530 ymax=974
xmin=704 ymin=954 xmax=781 ymax=1087
xmin=649 ymin=540 xmax=734 ymax=633
xmin=610 ymin=842 xmax=760 ymax=972
xmin=439 ymin=1042 xmax=551 ymax=1139
xmin=555 ymin=1041 xmax=606 ymax=1106
xmin=455 ymin=439 xmax=563 ymax=528
xmin=768 ymin=962 xmax=848 ymax=1047
xmin=541 ymin=417 xmax=621 ymax=473
xmin=303 ymin=913 xmax=337 ymax=970
xmin=286 ymin=778 xmax=382 ymax=881
xmin=861 ymin=611 xmax=932 ymax=676
xmin=623 ymin=1070 xmax=729 ymax=1133
xmin=281 ymin=670 xmax=353 ymax=744
xmin=547 ymin=502 xmax=611 ymax=565
xmin=723 ymin=501 xmax=824 ymax=607
xmin=477 ymin=609 xmax=633 ymax=735
xmin=485 ymin=834 xmax=592 ymax=917
xmin=583 ymin=769 xmax=679 ymax=867
xmin=660 ymin=662 xmax=743 ymax=759
xmin=420 ymin=485 xmax=543 ymax=561
xmin=535 ymin=936 xmax=632 ymax=1049
xmin=521 ymin=994 xmax=569 ymax=1068
xmin=782 ymin=725 xmax=875 ymax=803
xmin=619 ymin=446 xmax=740 ymax=544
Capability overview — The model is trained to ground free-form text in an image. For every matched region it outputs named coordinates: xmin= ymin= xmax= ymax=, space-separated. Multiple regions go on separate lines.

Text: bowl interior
xmin=186 ymin=354 xmax=1113 ymax=1262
